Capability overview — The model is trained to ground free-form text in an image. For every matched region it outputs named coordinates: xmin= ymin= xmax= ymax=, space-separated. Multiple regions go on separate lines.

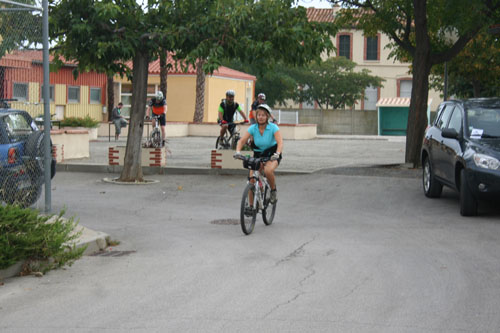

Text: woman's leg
xmin=264 ymin=160 xmax=279 ymax=190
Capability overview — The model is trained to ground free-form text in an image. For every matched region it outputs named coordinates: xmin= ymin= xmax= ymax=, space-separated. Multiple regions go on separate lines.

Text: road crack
xmin=275 ymin=235 xmax=317 ymax=266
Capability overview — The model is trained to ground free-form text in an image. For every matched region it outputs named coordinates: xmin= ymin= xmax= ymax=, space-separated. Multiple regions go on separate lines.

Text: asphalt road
xmin=1 ymin=170 xmax=500 ymax=332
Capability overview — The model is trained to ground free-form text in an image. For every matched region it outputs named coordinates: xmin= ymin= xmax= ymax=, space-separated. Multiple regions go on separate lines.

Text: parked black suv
xmin=421 ymin=98 xmax=500 ymax=216
xmin=0 ymin=100 xmax=56 ymax=207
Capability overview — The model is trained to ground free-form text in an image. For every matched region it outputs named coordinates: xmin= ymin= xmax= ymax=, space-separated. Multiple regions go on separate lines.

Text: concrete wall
xmin=298 ymin=109 xmax=378 ymax=135
xmin=99 ymin=121 xmax=317 ymax=139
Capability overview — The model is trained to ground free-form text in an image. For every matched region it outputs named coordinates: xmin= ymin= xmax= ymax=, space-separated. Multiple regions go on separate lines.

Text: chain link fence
xmin=0 ymin=1 xmax=52 ymax=210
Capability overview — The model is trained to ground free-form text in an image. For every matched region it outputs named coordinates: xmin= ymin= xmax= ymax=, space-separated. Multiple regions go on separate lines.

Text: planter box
xmin=211 ymin=149 xmax=253 ymax=169
xmin=109 ymin=146 xmax=166 ymax=167
xmin=51 ymin=129 xmax=89 ymax=160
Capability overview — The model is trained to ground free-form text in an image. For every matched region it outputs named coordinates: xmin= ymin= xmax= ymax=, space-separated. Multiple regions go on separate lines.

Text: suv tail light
xmin=8 ymin=147 xmax=17 ymax=164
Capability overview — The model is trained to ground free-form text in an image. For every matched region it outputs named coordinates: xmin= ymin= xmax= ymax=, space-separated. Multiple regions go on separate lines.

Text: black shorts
xmin=153 ymin=113 xmax=166 ymax=126
xmin=253 ymin=143 xmax=282 ymax=164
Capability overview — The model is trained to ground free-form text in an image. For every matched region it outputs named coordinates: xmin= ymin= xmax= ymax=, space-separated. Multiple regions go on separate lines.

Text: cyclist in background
xmin=250 ymin=93 xmax=277 ymax=124
xmin=146 ymin=91 xmax=167 ymax=147
xmin=217 ymin=90 xmax=248 ymax=142
xmin=234 ymin=104 xmax=282 ymax=204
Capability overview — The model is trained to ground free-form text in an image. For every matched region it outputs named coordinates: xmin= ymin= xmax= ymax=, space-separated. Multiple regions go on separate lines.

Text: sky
xmin=296 ymin=0 xmax=333 ymax=8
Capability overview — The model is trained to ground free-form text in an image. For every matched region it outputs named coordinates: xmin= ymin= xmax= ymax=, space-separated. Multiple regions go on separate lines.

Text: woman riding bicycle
xmin=234 ymin=104 xmax=283 ymax=203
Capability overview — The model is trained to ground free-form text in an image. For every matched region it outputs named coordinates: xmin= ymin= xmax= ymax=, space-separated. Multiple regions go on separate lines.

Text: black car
xmin=421 ymin=98 xmax=500 ymax=216
xmin=0 ymin=100 xmax=56 ymax=207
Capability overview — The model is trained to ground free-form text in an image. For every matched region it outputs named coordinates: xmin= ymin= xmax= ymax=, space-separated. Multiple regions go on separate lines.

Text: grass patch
xmin=0 ymin=205 xmax=86 ymax=275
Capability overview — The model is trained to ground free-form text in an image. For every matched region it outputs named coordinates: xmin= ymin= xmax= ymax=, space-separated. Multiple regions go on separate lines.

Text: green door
xmin=379 ymin=106 xmax=409 ymax=136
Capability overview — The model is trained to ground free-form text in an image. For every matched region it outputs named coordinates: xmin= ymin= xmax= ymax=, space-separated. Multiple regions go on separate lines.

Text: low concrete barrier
xmin=109 ymin=146 xmax=167 ymax=167
xmin=211 ymin=150 xmax=253 ymax=169
xmin=51 ymin=129 xmax=89 ymax=159
xmin=99 ymin=122 xmax=316 ymax=140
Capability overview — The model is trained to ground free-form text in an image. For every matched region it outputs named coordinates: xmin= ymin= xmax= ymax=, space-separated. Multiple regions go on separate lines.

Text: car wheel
xmin=25 ymin=131 xmax=53 ymax=178
xmin=2 ymin=173 xmax=42 ymax=207
xmin=460 ymin=169 xmax=478 ymax=216
xmin=423 ymin=156 xmax=442 ymax=198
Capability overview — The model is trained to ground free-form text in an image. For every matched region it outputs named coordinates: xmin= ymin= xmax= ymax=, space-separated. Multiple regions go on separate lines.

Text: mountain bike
xmin=144 ymin=114 xmax=162 ymax=148
xmin=234 ymin=155 xmax=277 ymax=235
xmin=216 ymin=121 xmax=244 ymax=150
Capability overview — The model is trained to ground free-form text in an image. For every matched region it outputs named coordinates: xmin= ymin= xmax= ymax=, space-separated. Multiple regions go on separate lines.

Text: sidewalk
xmin=58 ymin=134 xmax=407 ymax=174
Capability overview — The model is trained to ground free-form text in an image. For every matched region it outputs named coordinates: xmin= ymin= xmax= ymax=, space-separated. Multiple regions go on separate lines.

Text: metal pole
xmin=443 ymin=62 xmax=448 ymax=101
xmin=42 ymin=0 xmax=51 ymax=212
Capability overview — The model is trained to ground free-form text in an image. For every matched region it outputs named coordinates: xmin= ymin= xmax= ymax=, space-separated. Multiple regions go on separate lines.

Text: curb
xmin=57 ymin=163 xmax=312 ymax=176
xmin=0 ymin=225 xmax=108 ymax=281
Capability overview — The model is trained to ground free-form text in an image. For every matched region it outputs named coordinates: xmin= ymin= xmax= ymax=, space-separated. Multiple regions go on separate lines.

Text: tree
xmin=221 ymin=59 xmax=298 ymax=107
xmin=50 ymin=0 xmax=335 ymax=182
xmin=0 ymin=0 xmax=42 ymax=59
xmin=333 ymin=0 xmax=500 ymax=166
xmin=50 ymin=0 xmax=176 ymax=182
xmin=291 ymin=57 xmax=383 ymax=109
xmin=171 ymin=0 xmax=336 ymax=122
xmin=430 ymin=29 xmax=500 ymax=98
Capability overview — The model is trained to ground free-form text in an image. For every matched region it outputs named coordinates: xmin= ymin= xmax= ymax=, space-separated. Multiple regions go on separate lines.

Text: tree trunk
xmin=193 ymin=58 xmax=206 ymax=123
xmin=405 ymin=0 xmax=432 ymax=168
xmin=119 ymin=50 xmax=150 ymax=182
xmin=107 ymin=75 xmax=114 ymax=122
xmin=160 ymin=51 xmax=167 ymax=97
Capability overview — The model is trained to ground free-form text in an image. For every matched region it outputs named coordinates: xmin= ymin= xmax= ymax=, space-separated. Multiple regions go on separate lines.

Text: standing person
xmin=217 ymin=90 xmax=248 ymax=143
xmin=234 ymin=104 xmax=282 ymax=204
xmin=146 ymin=91 xmax=167 ymax=147
xmin=250 ymin=93 xmax=277 ymax=124
xmin=111 ymin=102 xmax=128 ymax=141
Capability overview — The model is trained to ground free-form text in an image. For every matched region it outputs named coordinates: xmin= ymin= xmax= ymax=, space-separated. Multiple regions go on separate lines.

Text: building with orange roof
xmin=0 ymin=50 xmax=256 ymax=124
xmin=0 ymin=50 xmax=107 ymax=121
xmin=114 ymin=54 xmax=256 ymax=123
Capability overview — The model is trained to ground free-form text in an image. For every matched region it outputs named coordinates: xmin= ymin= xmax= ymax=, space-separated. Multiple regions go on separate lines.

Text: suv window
xmin=447 ymin=107 xmax=463 ymax=132
xmin=436 ymin=104 xmax=455 ymax=130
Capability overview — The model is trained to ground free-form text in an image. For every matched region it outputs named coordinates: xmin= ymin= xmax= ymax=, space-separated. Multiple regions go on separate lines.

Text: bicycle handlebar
xmin=219 ymin=121 xmax=247 ymax=126
xmin=235 ymin=155 xmax=270 ymax=163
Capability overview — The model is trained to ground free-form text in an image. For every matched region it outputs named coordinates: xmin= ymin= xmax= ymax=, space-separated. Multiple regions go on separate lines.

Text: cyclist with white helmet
xmin=234 ymin=104 xmax=282 ymax=204
xmin=250 ymin=93 xmax=276 ymax=124
xmin=217 ymin=90 xmax=248 ymax=142
xmin=146 ymin=91 xmax=167 ymax=147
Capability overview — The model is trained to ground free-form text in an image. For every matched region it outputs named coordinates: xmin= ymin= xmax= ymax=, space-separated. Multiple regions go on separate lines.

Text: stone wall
xmin=296 ymin=109 xmax=378 ymax=135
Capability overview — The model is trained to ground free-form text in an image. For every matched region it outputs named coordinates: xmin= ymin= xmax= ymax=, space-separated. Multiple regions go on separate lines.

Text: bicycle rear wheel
xmin=215 ymin=136 xmax=223 ymax=149
xmin=151 ymin=129 xmax=162 ymax=148
xmin=240 ymin=183 xmax=257 ymax=235
xmin=262 ymin=185 xmax=276 ymax=225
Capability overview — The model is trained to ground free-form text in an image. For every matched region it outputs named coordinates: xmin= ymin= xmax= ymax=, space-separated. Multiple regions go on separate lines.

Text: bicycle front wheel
xmin=262 ymin=186 xmax=276 ymax=225
xmin=240 ymin=183 xmax=257 ymax=235
xmin=151 ymin=129 xmax=161 ymax=148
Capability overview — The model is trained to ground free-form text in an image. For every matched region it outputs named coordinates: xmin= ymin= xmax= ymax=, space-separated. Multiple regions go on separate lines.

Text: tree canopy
xmin=292 ymin=57 xmax=383 ymax=109
xmin=0 ymin=0 xmax=42 ymax=59
xmin=333 ymin=0 xmax=500 ymax=166
xmin=430 ymin=29 xmax=500 ymax=99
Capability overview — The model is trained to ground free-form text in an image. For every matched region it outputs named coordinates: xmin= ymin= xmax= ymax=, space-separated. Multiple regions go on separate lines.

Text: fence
xmin=0 ymin=0 xmax=52 ymax=211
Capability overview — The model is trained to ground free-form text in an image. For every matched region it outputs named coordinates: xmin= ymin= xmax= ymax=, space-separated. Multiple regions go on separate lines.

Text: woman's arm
xmin=236 ymin=131 xmax=252 ymax=152
xmin=274 ymin=130 xmax=283 ymax=154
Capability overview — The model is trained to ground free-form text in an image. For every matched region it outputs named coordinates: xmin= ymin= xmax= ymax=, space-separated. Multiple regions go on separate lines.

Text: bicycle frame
xmin=248 ymin=169 xmax=270 ymax=211
xmin=217 ymin=121 xmax=244 ymax=149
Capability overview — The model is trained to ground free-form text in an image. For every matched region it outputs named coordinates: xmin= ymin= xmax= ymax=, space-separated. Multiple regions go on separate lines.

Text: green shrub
xmin=60 ymin=115 xmax=100 ymax=128
xmin=0 ymin=206 xmax=86 ymax=274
